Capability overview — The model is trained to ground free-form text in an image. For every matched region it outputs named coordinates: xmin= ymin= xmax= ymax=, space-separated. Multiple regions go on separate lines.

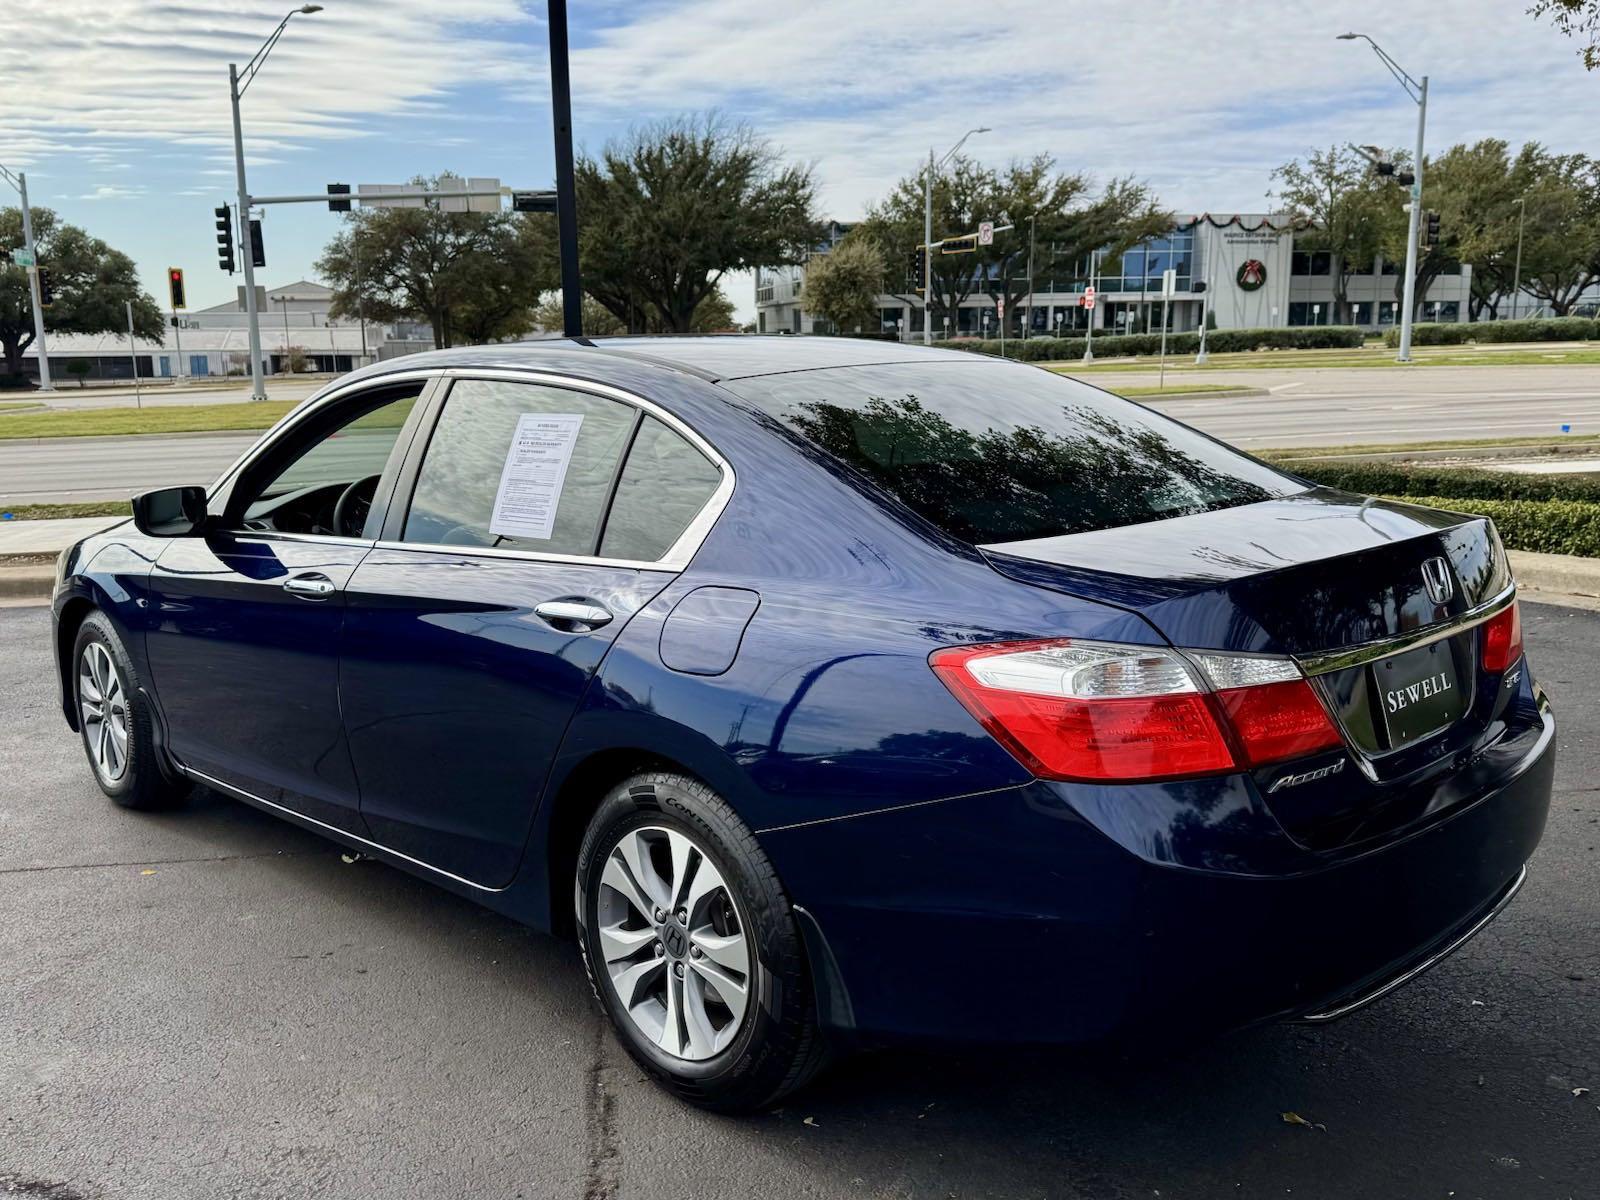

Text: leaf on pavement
xmin=1281 ymin=1111 xmax=1328 ymax=1132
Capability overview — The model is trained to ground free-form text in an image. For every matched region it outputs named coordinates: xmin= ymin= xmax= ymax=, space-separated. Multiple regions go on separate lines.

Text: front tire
xmin=575 ymin=771 xmax=827 ymax=1112
xmin=73 ymin=611 xmax=188 ymax=810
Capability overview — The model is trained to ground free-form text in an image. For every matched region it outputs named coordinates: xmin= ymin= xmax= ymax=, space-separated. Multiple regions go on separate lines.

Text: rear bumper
xmin=761 ymin=691 xmax=1554 ymax=1047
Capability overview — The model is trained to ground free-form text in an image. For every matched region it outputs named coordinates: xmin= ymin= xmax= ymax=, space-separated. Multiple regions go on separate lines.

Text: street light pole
xmin=1511 ymin=196 xmax=1527 ymax=321
xmin=922 ymin=127 xmax=989 ymax=345
xmin=1025 ymin=213 xmax=1036 ymax=340
xmin=1339 ymin=33 xmax=1427 ymax=363
xmin=0 ymin=165 xmax=53 ymax=390
xmin=229 ymin=5 xmax=322 ymax=401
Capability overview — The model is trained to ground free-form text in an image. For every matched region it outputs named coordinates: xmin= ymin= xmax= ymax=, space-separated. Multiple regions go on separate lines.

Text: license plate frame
xmin=1373 ymin=639 xmax=1466 ymax=749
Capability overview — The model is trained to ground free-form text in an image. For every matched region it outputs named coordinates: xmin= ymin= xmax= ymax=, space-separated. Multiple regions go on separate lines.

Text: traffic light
xmin=215 ymin=206 xmax=236 ymax=274
xmin=167 ymin=267 xmax=186 ymax=310
xmin=327 ymin=182 xmax=352 ymax=212
xmin=908 ymin=248 xmax=925 ymax=292
xmin=1192 ymin=281 xmax=1208 ymax=294
xmin=1374 ymin=161 xmax=1395 ymax=177
xmin=1425 ymin=211 xmax=1441 ymax=246
xmin=37 ymin=269 xmax=53 ymax=308
xmin=249 ymin=218 xmax=265 ymax=269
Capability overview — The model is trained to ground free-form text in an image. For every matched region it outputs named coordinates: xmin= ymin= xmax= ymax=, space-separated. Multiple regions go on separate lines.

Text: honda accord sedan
xmin=51 ymin=337 xmax=1553 ymax=1111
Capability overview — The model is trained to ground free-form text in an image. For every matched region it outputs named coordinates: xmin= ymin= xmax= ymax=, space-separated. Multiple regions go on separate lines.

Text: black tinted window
xmin=404 ymin=379 xmax=635 ymax=554
xmin=600 ymin=417 xmax=722 ymax=560
xmin=725 ymin=361 xmax=1301 ymax=543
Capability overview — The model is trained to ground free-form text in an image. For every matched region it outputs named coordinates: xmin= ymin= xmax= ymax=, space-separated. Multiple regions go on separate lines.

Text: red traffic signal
xmin=168 ymin=267 xmax=187 ymax=310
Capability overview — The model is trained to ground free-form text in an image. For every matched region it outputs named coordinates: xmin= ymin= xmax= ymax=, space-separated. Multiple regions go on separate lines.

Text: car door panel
xmin=145 ymin=532 xmax=368 ymax=830
xmin=339 ymin=549 xmax=673 ymax=887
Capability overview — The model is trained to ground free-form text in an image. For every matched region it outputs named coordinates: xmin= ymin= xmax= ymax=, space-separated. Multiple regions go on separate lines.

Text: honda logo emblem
xmin=1421 ymin=557 xmax=1454 ymax=605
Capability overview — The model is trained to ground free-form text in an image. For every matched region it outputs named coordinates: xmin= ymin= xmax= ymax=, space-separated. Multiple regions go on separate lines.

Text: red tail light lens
xmin=931 ymin=639 xmax=1342 ymax=783
xmin=1214 ymin=678 xmax=1343 ymax=767
xmin=1481 ymin=601 xmax=1523 ymax=673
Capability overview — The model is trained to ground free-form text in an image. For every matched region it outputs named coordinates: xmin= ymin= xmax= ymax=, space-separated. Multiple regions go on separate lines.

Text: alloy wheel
xmin=79 ymin=641 xmax=129 ymax=783
xmin=596 ymin=824 xmax=753 ymax=1061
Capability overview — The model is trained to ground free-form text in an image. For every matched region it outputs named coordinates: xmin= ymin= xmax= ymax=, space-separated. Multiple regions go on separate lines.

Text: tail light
xmin=930 ymin=639 xmax=1342 ymax=783
xmin=1480 ymin=601 xmax=1523 ymax=673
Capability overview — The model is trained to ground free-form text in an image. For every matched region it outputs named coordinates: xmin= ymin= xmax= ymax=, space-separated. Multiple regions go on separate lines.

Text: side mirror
xmin=131 ymin=486 xmax=210 ymax=537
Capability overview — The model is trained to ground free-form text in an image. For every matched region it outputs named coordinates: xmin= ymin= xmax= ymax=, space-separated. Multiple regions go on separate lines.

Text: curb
xmin=0 ymin=563 xmax=54 ymax=601
xmin=1509 ymin=550 xmax=1600 ymax=600
xmin=1274 ymin=442 xmax=1600 ymax=465
xmin=0 ymin=428 xmax=265 ymax=448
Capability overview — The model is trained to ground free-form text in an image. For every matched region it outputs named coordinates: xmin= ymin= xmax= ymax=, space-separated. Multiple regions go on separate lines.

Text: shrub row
xmin=1381 ymin=316 xmax=1600 ymax=348
xmin=1285 ymin=460 xmax=1600 ymax=504
xmin=1379 ymin=495 xmax=1600 ymax=558
xmin=943 ymin=325 xmax=1365 ymax=361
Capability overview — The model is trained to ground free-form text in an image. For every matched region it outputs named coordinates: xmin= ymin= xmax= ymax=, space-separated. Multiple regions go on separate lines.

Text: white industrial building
xmin=16 ymin=281 xmax=435 ymax=383
xmin=756 ymin=214 xmax=1493 ymax=340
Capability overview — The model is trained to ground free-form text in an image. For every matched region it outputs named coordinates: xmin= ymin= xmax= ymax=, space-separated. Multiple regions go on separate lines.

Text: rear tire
xmin=575 ymin=771 xmax=828 ymax=1112
xmin=72 ymin=611 xmax=189 ymax=810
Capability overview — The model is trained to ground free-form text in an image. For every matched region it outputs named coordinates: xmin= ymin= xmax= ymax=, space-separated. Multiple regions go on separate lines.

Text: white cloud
xmin=79 ymin=184 xmax=146 ymax=200
xmin=0 ymin=0 xmax=538 ymax=158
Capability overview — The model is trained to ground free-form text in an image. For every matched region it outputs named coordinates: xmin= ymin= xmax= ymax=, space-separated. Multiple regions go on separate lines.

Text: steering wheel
xmin=332 ymin=474 xmax=382 ymax=538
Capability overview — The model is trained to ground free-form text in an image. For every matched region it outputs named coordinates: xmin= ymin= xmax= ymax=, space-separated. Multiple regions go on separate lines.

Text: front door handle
xmin=535 ymin=600 xmax=613 ymax=629
xmin=283 ymin=573 xmax=337 ymax=600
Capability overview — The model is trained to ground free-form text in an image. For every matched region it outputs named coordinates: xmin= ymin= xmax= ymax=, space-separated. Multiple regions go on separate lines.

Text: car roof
xmin=356 ymin=335 xmax=983 ymax=386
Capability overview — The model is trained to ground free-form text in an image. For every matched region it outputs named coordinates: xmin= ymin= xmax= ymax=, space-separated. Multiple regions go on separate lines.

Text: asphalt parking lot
xmin=3 ymin=602 xmax=1597 ymax=1200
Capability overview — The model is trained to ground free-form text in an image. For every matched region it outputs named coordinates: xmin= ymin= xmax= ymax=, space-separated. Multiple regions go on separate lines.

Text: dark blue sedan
xmin=51 ymin=338 xmax=1553 ymax=1111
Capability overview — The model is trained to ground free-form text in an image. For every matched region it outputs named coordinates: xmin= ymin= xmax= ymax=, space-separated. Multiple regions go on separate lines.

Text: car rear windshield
xmin=723 ymin=360 xmax=1304 ymax=544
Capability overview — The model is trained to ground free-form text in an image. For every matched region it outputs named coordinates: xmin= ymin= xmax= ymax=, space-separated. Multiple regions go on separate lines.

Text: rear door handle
xmin=535 ymin=600 xmax=613 ymax=629
xmin=283 ymin=573 xmax=337 ymax=600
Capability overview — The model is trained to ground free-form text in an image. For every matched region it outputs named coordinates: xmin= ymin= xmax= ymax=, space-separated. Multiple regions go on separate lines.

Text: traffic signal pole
xmin=1 ymin=167 xmax=54 ymax=391
xmin=1396 ymin=75 xmax=1427 ymax=363
xmin=923 ymin=147 xmax=934 ymax=345
xmin=229 ymin=63 xmax=267 ymax=401
xmin=547 ymin=0 xmax=583 ymax=339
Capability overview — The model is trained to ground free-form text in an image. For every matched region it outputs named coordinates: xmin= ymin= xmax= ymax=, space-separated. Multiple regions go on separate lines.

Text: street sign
xmin=1162 ymin=268 xmax=1177 ymax=298
xmin=236 ymin=284 xmax=267 ymax=312
xmin=1080 ymin=294 xmax=1096 ymax=309
xmin=10 ymin=248 xmax=34 ymax=268
xmin=996 ymin=299 xmax=1004 ymax=316
xmin=940 ymin=234 xmax=978 ymax=255
xmin=978 ymin=221 xmax=994 ymax=246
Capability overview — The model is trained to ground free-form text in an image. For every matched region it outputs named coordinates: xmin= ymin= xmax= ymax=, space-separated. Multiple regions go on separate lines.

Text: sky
xmin=1 ymin=0 xmax=1595 ymax=324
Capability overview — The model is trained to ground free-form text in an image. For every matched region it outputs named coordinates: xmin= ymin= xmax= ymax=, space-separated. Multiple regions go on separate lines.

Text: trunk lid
xmin=983 ymin=488 xmax=1525 ymax=850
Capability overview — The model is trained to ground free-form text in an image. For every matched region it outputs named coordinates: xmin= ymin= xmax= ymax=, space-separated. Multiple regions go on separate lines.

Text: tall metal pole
xmin=1396 ymin=76 xmax=1428 ymax=362
xmin=1025 ymin=214 xmax=1035 ymax=340
xmin=172 ymin=307 xmax=185 ymax=383
xmin=125 ymin=300 xmax=142 ymax=410
xmin=1510 ymin=196 xmax=1526 ymax=322
xmin=229 ymin=62 xmax=267 ymax=400
xmin=547 ymin=0 xmax=583 ymax=338
xmin=923 ymin=148 xmax=934 ymax=345
xmin=351 ymin=214 xmax=369 ymax=363
xmin=1083 ymin=249 xmax=1098 ymax=362
xmin=14 ymin=173 xmax=53 ymax=391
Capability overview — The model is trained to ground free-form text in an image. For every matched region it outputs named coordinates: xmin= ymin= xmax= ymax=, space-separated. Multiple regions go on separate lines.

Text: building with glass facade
xmin=755 ymin=214 xmax=1478 ymax=340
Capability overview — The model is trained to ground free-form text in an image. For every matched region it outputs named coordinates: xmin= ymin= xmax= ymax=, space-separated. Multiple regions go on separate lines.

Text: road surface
xmin=2 ymin=364 xmax=1598 ymax=503
xmin=1 ymin=601 xmax=1596 ymax=1198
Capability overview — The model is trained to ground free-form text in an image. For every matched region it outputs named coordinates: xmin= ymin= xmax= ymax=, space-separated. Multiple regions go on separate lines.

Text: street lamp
xmin=1339 ymin=32 xmax=1427 ymax=362
xmin=0 ymin=161 xmax=52 ymax=390
xmin=923 ymin=127 xmax=990 ymax=345
xmin=231 ymin=4 xmax=323 ymax=400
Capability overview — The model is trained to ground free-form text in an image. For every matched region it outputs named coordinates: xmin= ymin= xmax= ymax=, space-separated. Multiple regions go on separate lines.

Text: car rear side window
xmin=403 ymin=379 xmax=635 ymax=555
xmin=723 ymin=361 xmax=1303 ymax=543
xmin=599 ymin=416 xmax=723 ymax=561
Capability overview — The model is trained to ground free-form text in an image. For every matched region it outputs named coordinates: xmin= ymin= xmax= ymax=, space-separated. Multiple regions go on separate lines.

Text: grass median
xmin=1049 ymin=344 xmax=1600 ymax=374
xmin=0 ymin=400 xmax=300 ymax=440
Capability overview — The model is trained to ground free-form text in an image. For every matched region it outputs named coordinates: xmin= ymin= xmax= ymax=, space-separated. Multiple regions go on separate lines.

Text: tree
xmin=1532 ymin=0 xmax=1600 ymax=67
xmin=316 ymin=175 xmax=551 ymax=349
xmin=575 ymin=115 xmax=821 ymax=333
xmin=856 ymin=155 xmax=1170 ymax=337
xmin=0 ymin=207 xmax=163 ymax=379
xmin=66 ymin=358 xmax=91 ymax=387
xmin=1274 ymin=146 xmax=1391 ymax=324
xmin=1515 ymin=151 xmax=1600 ymax=314
xmin=1415 ymin=140 xmax=1526 ymax=320
xmin=801 ymin=237 xmax=885 ymax=334
xmin=532 ymin=286 xmax=737 ymax=336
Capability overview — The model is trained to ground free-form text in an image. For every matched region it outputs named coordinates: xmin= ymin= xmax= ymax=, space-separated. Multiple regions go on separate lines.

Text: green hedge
xmin=1382 ymin=316 xmax=1600 ymax=348
xmin=1286 ymin=460 xmax=1600 ymax=504
xmin=1382 ymin=495 xmax=1600 ymax=557
xmin=943 ymin=325 xmax=1365 ymax=361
